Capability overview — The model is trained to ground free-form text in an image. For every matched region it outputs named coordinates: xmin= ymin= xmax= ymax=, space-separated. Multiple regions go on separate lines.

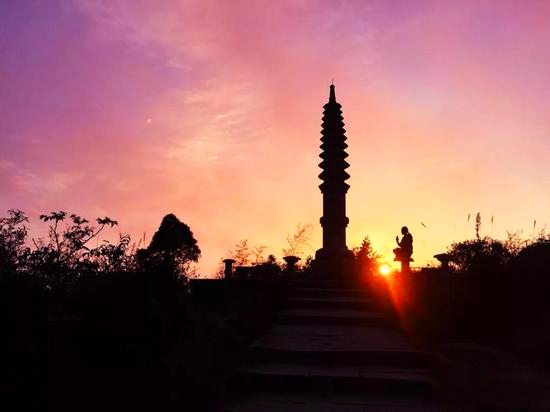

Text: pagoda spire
xmin=316 ymin=84 xmax=350 ymax=263
xmin=329 ymin=82 xmax=336 ymax=102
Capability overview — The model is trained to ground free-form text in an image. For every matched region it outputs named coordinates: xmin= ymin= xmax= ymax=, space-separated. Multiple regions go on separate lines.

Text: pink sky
xmin=1 ymin=0 xmax=549 ymax=274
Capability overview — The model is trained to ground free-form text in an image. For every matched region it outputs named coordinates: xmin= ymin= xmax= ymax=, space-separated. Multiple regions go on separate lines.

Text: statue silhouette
xmin=393 ymin=226 xmax=413 ymax=262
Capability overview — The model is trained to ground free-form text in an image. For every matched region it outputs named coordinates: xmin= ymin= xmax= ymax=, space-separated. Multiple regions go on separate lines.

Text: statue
xmin=393 ymin=226 xmax=413 ymax=273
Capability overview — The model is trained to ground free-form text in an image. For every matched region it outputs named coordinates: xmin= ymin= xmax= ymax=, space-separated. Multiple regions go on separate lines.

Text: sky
xmin=1 ymin=0 xmax=549 ymax=275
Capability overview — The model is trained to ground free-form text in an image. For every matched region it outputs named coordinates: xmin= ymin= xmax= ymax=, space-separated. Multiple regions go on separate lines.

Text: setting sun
xmin=379 ymin=264 xmax=391 ymax=276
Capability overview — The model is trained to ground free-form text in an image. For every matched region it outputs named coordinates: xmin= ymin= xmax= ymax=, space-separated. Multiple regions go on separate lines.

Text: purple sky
xmin=2 ymin=0 xmax=549 ymax=274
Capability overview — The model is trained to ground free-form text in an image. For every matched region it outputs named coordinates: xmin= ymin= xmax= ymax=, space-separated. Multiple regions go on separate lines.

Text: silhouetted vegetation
xmin=0 ymin=210 xmax=275 ymax=411
xmin=352 ymin=236 xmax=380 ymax=275
xmin=4 ymin=206 xmax=549 ymax=410
xmin=282 ymin=222 xmax=314 ymax=258
xmin=137 ymin=213 xmax=200 ymax=278
xmin=374 ymin=228 xmax=550 ymax=368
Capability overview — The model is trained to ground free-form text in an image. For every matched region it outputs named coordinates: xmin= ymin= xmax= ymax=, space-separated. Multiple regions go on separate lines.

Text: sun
xmin=378 ymin=263 xmax=391 ymax=276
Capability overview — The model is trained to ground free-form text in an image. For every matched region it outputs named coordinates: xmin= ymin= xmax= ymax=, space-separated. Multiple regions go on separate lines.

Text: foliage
xmin=374 ymin=229 xmax=550 ymax=374
xmin=139 ymin=213 xmax=201 ymax=278
xmin=303 ymin=255 xmax=314 ymax=270
xmin=87 ymin=234 xmax=134 ymax=273
xmin=507 ymin=233 xmax=550 ymax=285
xmin=228 ymin=239 xmax=253 ymax=266
xmin=475 ymin=212 xmax=481 ymax=240
xmin=446 ymin=236 xmax=510 ymax=273
xmin=147 ymin=214 xmax=200 ymax=259
xmin=503 ymin=230 xmax=529 ymax=256
xmin=282 ymin=222 xmax=314 ymax=257
xmin=0 ymin=209 xmax=204 ymax=285
xmin=251 ymin=244 xmax=267 ymax=264
xmin=0 ymin=209 xmax=29 ymax=274
xmin=352 ymin=236 xmax=380 ymax=275
xmin=252 ymin=254 xmax=282 ymax=278
xmin=0 ymin=210 xmax=129 ymax=288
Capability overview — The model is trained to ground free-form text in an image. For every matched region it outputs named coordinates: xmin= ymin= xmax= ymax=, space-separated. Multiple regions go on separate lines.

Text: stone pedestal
xmin=283 ymin=256 xmax=301 ymax=273
xmin=223 ymin=258 xmax=235 ymax=280
xmin=393 ymin=257 xmax=413 ymax=275
xmin=313 ymin=248 xmax=356 ymax=278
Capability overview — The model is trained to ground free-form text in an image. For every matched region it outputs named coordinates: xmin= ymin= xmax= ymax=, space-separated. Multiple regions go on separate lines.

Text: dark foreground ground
xmin=2 ymin=271 xmax=550 ymax=411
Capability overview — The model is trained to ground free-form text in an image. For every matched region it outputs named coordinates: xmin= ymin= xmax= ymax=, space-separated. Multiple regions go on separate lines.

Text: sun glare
xmin=379 ymin=263 xmax=391 ymax=276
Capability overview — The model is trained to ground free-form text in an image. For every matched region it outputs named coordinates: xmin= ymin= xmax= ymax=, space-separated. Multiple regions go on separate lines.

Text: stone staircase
xmin=230 ymin=280 xmax=444 ymax=411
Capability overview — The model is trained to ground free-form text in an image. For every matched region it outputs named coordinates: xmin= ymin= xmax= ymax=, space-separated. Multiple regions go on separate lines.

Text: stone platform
xmin=229 ymin=281 xmax=445 ymax=411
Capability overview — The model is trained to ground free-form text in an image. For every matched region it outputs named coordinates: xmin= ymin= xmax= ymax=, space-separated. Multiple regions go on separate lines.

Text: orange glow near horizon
xmin=1 ymin=1 xmax=550 ymax=276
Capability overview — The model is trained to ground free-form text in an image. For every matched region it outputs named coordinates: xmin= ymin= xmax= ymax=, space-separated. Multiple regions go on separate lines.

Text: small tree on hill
xmin=140 ymin=214 xmax=200 ymax=278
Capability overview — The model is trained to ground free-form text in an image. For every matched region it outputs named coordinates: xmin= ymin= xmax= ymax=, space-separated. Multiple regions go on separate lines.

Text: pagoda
xmin=315 ymin=84 xmax=353 ymax=272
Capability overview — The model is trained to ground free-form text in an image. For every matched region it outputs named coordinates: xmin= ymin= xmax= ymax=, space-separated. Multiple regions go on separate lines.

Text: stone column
xmin=223 ymin=259 xmax=235 ymax=280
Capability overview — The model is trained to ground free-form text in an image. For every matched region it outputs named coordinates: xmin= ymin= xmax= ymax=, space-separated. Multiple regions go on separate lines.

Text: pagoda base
xmin=312 ymin=248 xmax=356 ymax=278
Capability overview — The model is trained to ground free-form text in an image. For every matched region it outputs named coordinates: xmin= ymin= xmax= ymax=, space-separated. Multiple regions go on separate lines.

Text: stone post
xmin=434 ymin=253 xmax=451 ymax=270
xmin=283 ymin=256 xmax=301 ymax=273
xmin=223 ymin=259 xmax=236 ymax=280
xmin=401 ymin=259 xmax=411 ymax=275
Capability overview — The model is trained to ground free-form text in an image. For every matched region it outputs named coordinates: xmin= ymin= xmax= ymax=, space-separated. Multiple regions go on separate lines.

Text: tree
xmin=282 ymin=223 xmax=314 ymax=258
xmin=251 ymin=244 xmax=267 ymax=264
xmin=0 ymin=209 xmax=29 ymax=274
xmin=503 ymin=230 xmax=529 ymax=257
xmin=23 ymin=211 xmax=121 ymax=286
xmin=36 ymin=211 xmax=118 ymax=265
xmin=446 ymin=237 xmax=510 ymax=273
xmin=508 ymin=232 xmax=550 ymax=270
xmin=228 ymin=239 xmax=252 ymax=266
xmin=141 ymin=214 xmax=201 ymax=277
xmin=353 ymin=237 xmax=380 ymax=275
xmin=87 ymin=234 xmax=133 ymax=273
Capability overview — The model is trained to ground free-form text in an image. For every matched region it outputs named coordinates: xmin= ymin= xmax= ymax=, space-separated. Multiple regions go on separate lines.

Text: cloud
xmin=3 ymin=0 xmax=550 ymax=275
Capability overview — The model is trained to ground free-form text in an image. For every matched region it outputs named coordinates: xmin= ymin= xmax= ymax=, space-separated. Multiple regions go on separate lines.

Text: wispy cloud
xmin=2 ymin=0 xmax=550 ymax=274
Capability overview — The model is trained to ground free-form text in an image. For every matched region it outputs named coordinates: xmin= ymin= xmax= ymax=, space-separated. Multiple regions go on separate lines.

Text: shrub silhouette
xmin=447 ymin=237 xmax=510 ymax=274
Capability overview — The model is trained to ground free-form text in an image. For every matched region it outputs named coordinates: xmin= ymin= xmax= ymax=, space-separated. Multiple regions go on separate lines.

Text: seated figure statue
xmin=393 ymin=226 xmax=413 ymax=262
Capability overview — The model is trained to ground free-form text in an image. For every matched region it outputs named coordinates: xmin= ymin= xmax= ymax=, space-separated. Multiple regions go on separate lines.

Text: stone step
xmin=250 ymin=325 xmax=431 ymax=369
xmin=286 ymin=280 xmax=371 ymax=290
xmin=253 ymin=324 xmax=419 ymax=353
xmin=230 ymin=391 xmax=444 ymax=411
xmin=276 ymin=308 xmax=388 ymax=327
xmin=290 ymin=287 xmax=371 ymax=299
xmin=235 ymin=363 xmax=436 ymax=400
xmin=284 ymin=296 xmax=374 ymax=310
xmin=250 ymin=347 xmax=431 ymax=370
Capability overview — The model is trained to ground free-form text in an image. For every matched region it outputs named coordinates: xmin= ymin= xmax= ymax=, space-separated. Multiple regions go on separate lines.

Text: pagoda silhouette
xmin=314 ymin=84 xmax=354 ymax=274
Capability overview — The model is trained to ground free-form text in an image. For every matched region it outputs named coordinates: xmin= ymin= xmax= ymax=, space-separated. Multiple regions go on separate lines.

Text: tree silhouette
xmin=148 ymin=214 xmax=200 ymax=261
xmin=282 ymin=223 xmax=314 ymax=257
xmin=139 ymin=214 xmax=200 ymax=278
xmin=0 ymin=209 xmax=28 ymax=274
xmin=228 ymin=239 xmax=252 ymax=266
xmin=353 ymin=236 xmax=380 ymax=275
xmin=251 ymin=244 xmax=267 ymax=264
xmin=446 ymin=237 xmax=510 ymax=273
